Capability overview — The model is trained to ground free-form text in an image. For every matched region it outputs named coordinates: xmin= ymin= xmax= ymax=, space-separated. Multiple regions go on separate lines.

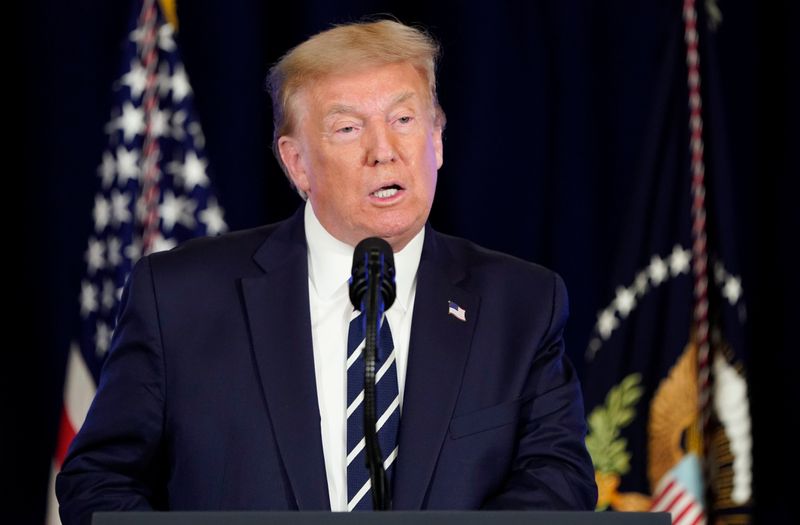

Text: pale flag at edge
xmin=46 ymin=1 xmax=227 ymax=522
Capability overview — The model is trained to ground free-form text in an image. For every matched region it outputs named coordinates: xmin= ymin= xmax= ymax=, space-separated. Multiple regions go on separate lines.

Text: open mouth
xmin=371 ymin=184 xmax=403 ymax=198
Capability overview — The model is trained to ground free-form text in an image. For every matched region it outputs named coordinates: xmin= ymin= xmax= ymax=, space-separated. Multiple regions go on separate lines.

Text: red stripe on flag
xmin=54 ymin=407 xmax=78 ymax=468
xmin=672 ymin=498 xmax=696 ymax=524
xmin=650 ymin=479 xmax=676 ymax=509
xmin=661 ymin=487 xmax=686 ymax=514
xmin=689 ymin=512 xmax=705 ymax=525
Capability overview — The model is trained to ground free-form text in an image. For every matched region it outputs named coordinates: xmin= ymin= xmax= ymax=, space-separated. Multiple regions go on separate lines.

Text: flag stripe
xmin=53 ymin=408 xmax=77 ymax=468
xmin=62 ymin=344 xmax=96 ymax=451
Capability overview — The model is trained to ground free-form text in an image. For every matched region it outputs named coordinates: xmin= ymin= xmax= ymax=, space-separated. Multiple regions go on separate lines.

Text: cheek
xmin=311 ymin=158 xmax=362 ymax=206
xmin=418 ymin=134 xmax=441 ymax=169
xmin=317 ymin=146 xmax=363 ymax=177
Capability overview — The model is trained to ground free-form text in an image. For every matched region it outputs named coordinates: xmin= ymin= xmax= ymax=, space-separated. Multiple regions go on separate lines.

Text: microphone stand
xmin=364 ymin=249 xmax=390 ymax=510
xmin=351 ymin=238 xmax=395 ymax=510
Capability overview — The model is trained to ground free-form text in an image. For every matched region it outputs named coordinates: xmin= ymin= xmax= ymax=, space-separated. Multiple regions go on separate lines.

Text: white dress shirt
xmin=304 ymin=202 xmax=424 ymax=511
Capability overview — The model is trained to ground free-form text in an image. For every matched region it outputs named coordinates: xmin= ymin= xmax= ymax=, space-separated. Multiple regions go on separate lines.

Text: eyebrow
xmin=323 ymin=91 xmax=417 ymax=120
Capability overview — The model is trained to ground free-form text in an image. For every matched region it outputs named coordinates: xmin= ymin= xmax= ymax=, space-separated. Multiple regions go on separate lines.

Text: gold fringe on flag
xmin=158 ymin=0 xmax=179 ymax=30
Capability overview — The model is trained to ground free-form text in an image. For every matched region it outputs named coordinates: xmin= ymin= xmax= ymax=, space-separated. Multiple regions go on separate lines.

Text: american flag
xmin=46 ymin=1 xmax=227 ymax=522
xmin=448 ymin=301 xmax=466 ymax=322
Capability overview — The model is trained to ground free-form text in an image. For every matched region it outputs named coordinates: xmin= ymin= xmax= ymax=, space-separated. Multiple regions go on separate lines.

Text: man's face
xmin=278 ymin=62 xmax=443 ymax=251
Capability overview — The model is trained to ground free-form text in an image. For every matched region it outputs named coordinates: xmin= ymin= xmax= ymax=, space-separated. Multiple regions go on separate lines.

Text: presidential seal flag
xmin=46 ymin=1 xmax=227 ymax=523
xmin=582 ymin=1 xmax=752 ymax=524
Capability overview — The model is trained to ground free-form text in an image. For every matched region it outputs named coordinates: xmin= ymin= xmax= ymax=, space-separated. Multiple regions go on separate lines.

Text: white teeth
xmin=372 ymin=187 xmax=398 ymax=198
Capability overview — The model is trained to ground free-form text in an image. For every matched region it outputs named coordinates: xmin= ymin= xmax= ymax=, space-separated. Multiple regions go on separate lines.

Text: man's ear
xmin=433 ymin=125 xmax=444 ymax=169
xmin=278 ymin=136 xmax=310 ymax=193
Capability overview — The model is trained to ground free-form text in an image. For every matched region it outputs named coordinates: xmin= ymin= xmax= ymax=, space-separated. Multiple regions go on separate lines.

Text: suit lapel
xmin=393 ymin=228 xmax=480 ymax=509
xmin=240 ymin=210 xmax=330 ymax=510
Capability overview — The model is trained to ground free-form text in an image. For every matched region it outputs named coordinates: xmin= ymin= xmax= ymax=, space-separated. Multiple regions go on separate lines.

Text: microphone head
xmin=349 ymin=237 xmax=396 ymax=311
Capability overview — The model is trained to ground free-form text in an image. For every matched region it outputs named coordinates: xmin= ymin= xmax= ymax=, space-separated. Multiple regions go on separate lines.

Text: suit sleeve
xmin=56 ymin=255 xmax=168 ymax=525
xmin=482 ymin=273 xmax=598 ymax=510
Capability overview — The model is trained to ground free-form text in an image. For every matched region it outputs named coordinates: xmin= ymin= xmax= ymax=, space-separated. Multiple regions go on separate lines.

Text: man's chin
xmin=365 ymin=225 xmax=424 ymax=252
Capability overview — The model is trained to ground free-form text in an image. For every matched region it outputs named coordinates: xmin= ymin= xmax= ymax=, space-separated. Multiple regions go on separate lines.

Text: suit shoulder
xmin=433 ymin=230 xmax=569 ymax=323
xmin=145 ymin=220 xmax=285 ymax=278
xmin=435 ymin=231 xmax=564 ymax=288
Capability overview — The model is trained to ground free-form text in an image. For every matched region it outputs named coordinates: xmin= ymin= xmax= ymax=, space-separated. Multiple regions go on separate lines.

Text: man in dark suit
xmin=57 ymin=19 xmax=597 ymax=523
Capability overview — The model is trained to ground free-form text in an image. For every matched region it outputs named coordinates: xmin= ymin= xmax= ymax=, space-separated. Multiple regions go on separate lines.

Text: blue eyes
xmin=334 ymin=116 xmax=413 ymax=135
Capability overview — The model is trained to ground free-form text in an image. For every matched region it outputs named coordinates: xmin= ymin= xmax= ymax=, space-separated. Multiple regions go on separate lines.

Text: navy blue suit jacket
xmin=57 ymin=209 xmax=596 ymax=524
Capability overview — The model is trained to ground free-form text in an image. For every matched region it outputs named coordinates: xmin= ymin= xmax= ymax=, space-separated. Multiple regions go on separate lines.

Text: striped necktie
xmin=346 ymin=309 xmax=400 ymax=511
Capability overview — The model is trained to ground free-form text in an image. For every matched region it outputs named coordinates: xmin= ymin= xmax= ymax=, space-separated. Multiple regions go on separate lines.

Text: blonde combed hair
xmin=267 ymin=19 xmax=445 ymax=195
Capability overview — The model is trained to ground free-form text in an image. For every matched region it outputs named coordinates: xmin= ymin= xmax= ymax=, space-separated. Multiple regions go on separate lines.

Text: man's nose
xmin=364 ymin=123 xmax=397 ymax=166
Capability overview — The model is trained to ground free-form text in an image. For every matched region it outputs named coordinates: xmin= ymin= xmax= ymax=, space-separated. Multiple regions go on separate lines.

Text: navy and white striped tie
xmin=346 ymin=309 xmax=400 ymax=511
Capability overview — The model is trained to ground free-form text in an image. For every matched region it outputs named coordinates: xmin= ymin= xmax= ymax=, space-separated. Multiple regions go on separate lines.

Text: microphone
xmin=349 ymin=237 xmax=396 ymax=510
xmin=349 ymin=237 xmax=396 ymax=312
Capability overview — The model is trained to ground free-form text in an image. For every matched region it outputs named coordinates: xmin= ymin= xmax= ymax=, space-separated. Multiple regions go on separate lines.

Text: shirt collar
xmin=304 ymin=202 xmax=424 ymax=313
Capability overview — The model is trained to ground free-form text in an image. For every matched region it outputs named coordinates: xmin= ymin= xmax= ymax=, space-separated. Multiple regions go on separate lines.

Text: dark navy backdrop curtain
xmin=18 ymin=1 xmax=797 ymax=523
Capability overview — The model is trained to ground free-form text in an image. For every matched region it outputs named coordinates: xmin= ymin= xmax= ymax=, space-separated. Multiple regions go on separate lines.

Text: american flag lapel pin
xmin=448 ymin=300 xmax=466 ymax=322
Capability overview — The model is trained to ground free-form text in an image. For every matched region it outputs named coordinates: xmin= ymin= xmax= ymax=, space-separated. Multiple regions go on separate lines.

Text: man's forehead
xmin=287 ymin=62 xmax=435 ymax=132
xmin=307 ymin=62 xmax=426 ymax=97
xmin=322 ymin=91 xmax=418 ymax=118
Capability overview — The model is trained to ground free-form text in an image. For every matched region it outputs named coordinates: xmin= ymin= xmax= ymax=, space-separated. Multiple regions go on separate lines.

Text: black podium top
xmin=94 ymin=511 xmax=670 ymax=525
